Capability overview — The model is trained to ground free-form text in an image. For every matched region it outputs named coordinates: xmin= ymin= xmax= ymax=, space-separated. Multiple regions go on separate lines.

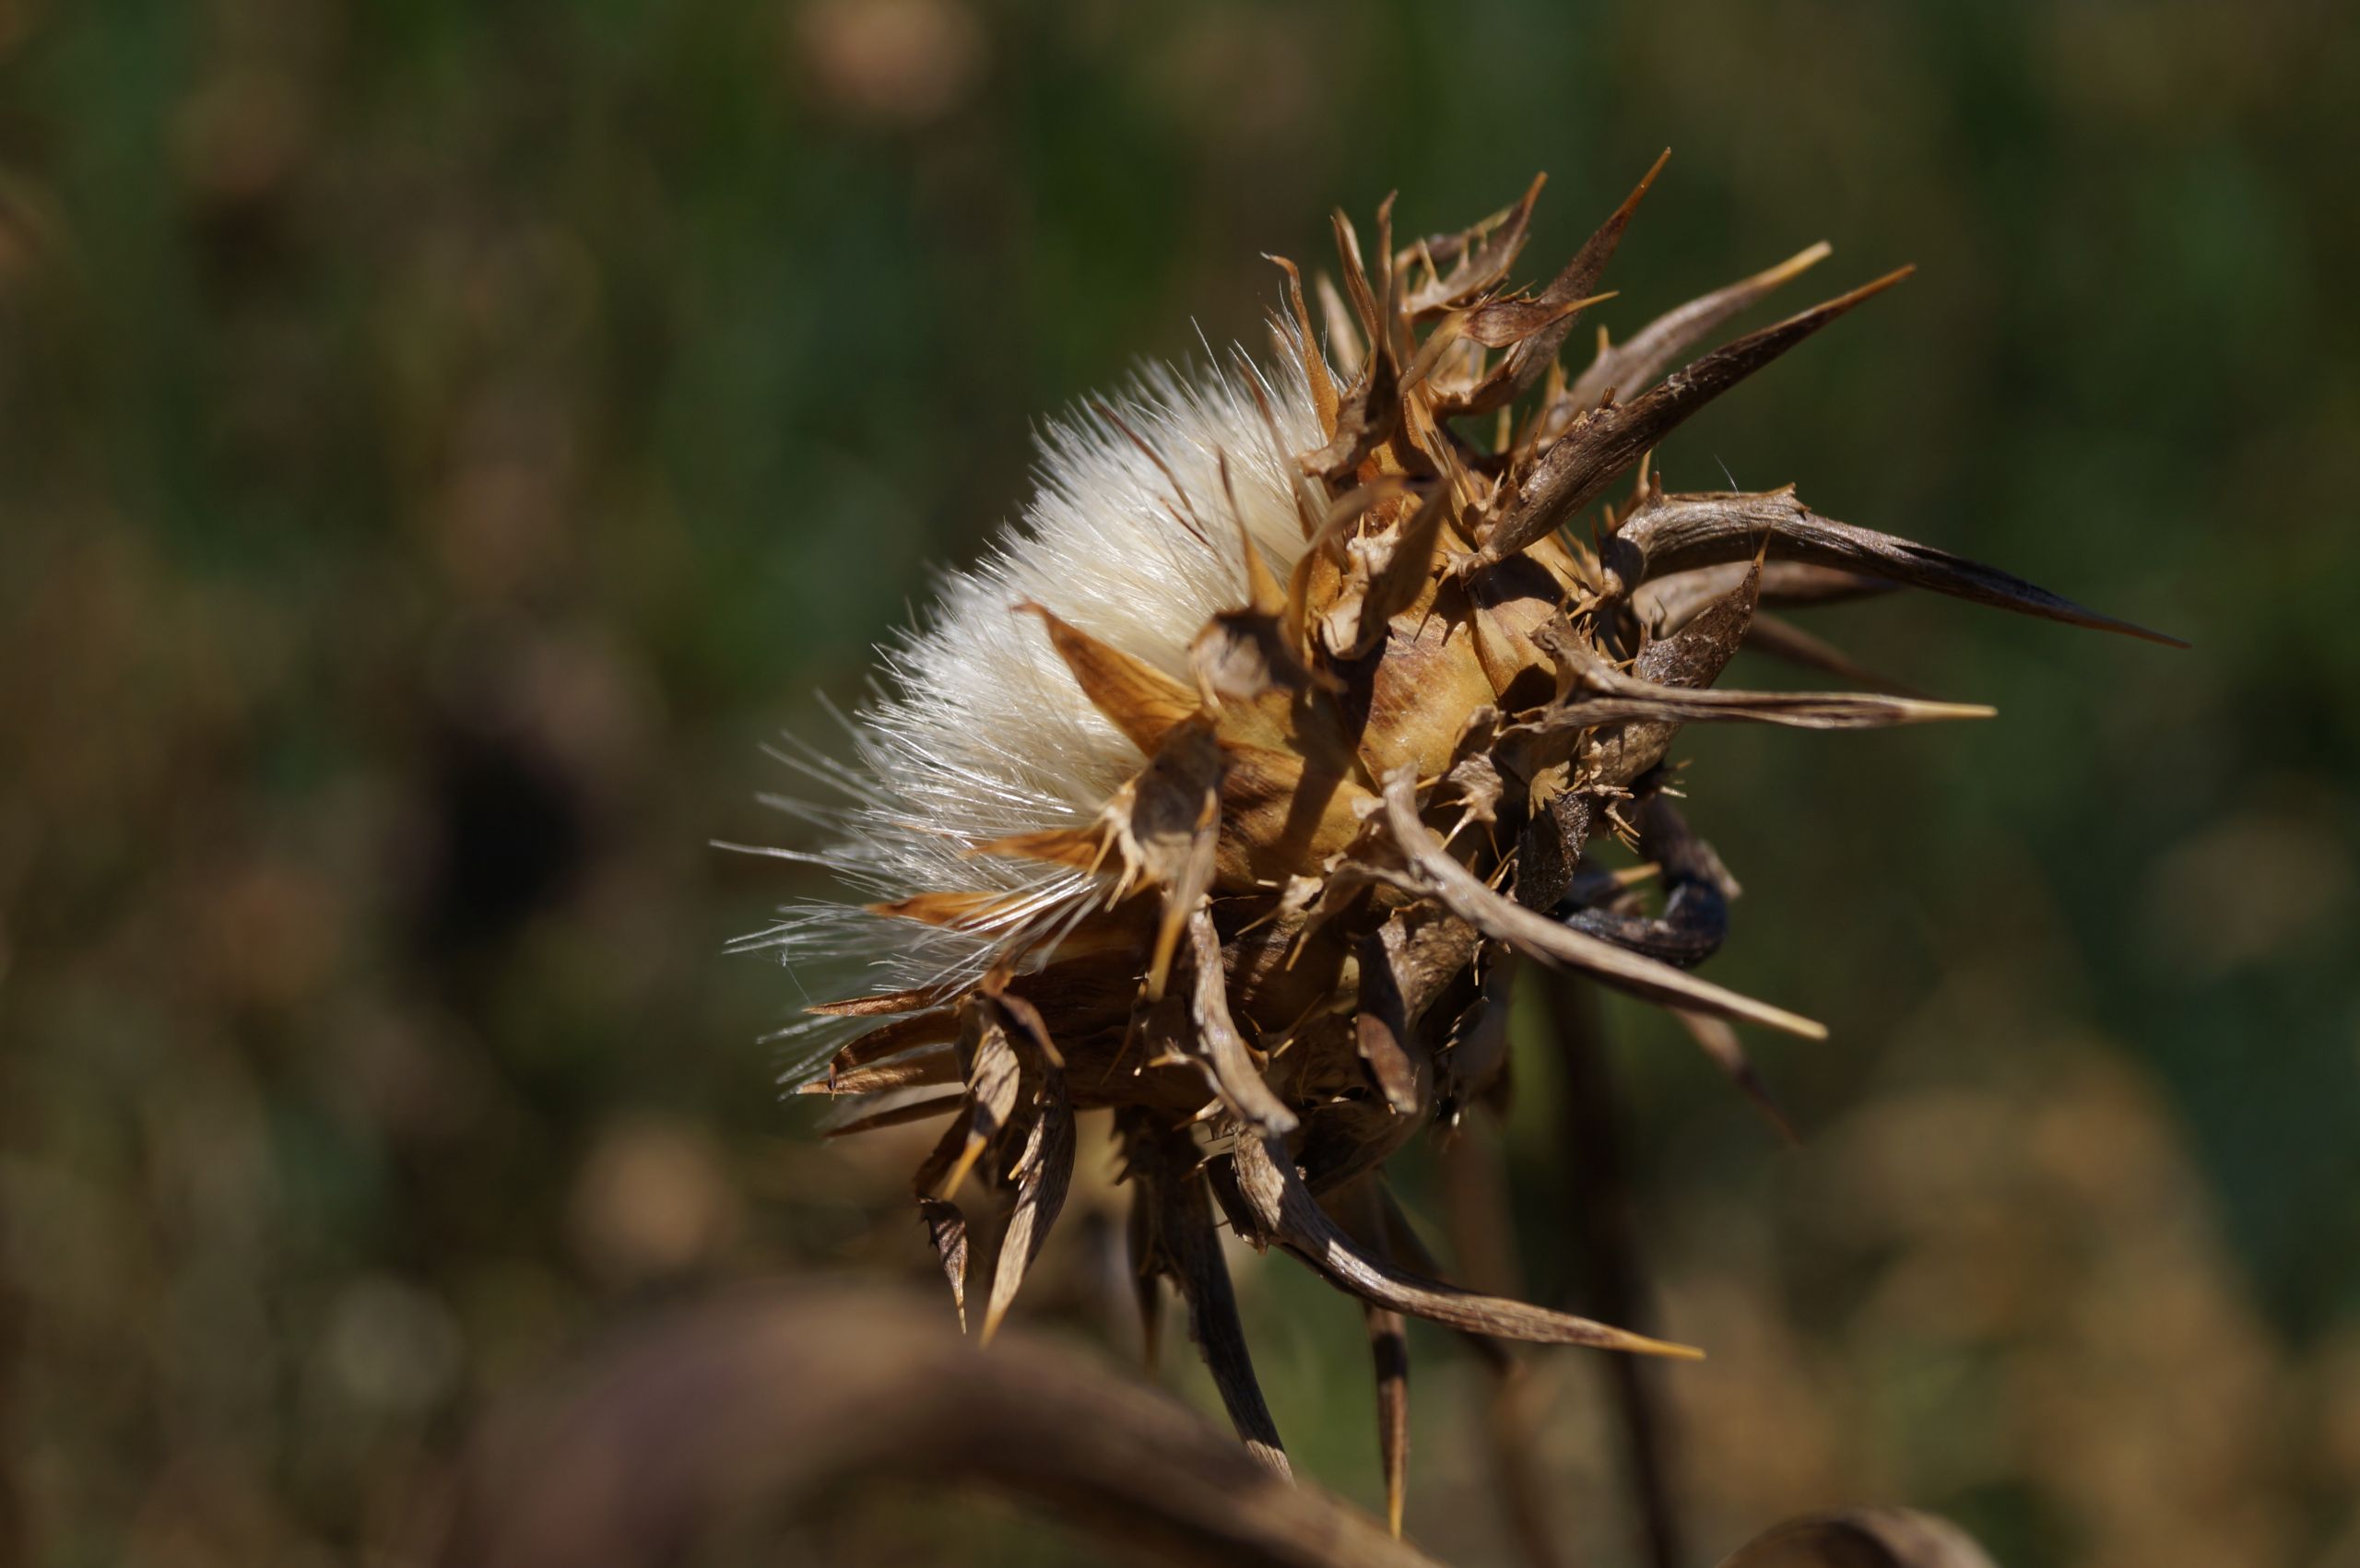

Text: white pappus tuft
xmin=735 ymin=336 xmax=1327 ymax=1081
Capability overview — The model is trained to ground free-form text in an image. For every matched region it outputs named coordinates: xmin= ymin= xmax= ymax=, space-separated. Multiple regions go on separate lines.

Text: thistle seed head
xmin=749 ymin=159 xmax=2178 ymax=1506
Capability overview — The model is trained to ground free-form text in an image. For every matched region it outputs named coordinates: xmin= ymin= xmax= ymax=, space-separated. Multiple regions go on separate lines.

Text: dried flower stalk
xmin=756 ymin=157 xmax=2178 ymax=1526
xmin=436 ymin=1282 xmax=1998 ymax=1568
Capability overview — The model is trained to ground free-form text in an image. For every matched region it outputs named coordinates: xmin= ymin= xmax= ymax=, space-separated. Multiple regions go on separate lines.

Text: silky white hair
xmin=737 ymin=334 xmax=1328 ymax=1078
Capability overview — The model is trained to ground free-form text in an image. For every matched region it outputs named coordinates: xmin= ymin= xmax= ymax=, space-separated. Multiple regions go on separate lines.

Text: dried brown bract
xmin=761 ymin=159 xmax=2178 ymax=1526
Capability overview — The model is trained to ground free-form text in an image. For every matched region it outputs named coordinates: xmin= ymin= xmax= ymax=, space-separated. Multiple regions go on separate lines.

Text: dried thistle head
xmin=752 ymin=159 xmax=2176 ymax=1508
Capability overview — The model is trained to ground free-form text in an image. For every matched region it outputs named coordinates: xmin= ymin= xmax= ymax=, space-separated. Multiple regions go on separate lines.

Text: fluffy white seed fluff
xmin=740 ymin=336 xmax=1327 ymax=1078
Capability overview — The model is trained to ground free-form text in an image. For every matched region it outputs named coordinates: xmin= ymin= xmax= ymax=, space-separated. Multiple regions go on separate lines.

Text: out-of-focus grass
xmin=1 ymin=2 xmax=2355 ymax=1565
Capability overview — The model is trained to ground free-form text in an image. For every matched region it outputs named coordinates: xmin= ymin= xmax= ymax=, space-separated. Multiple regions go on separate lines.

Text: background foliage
xmin=3 ymin=1 xmax=2355 ymax=1564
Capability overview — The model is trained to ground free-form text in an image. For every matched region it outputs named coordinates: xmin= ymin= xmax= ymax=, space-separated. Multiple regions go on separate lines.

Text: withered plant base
xmin=782 ymin=157 xmax=2176 ymax=1517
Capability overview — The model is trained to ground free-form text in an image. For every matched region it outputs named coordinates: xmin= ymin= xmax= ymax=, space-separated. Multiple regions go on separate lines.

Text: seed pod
xmin=750 ymin=160 xmax=2179 ymax=1524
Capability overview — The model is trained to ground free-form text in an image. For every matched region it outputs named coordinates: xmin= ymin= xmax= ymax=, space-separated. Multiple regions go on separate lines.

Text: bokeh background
xmin=3 ymin=0 xmax=2356 ymax=1563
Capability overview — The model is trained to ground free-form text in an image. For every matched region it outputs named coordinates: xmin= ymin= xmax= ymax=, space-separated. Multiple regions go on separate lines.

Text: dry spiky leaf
xmin=1477 ymin=267 xmax=1915 ymax=566
xmin=1604 ymin=483 xmax=2188 ymax=644
xmin=1224 ymin=1129 xmax=1704 ymax=1358
xmin=1567 ymin=239 xmax=1831 ymax=411
xmin=1437 ymin=149 xmax=1668 ymax=417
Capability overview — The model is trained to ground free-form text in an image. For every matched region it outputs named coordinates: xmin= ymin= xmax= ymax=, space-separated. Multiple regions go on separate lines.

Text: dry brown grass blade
xmin=1712 ymin=1509 xmax=2000 ymax=1568
xmin=435 ymin=1282 xmax=1441 ymax=1568
xmin=1226 ymin=1130 xmax=1704 ymax=1357
xmin=1368 ymin=772 xmax=1828 ymax=1040
xmin=1478 ymin=268 xmax=1913 ymax=567
xmin=1607 ymin=485 xmax=2188 ymax=645
xmin=1186 ymin=906 xmax=1299 ymax=1134
xmin=1126 ymin=1116 xmax=1292 ymax=1478
xmin=1568 ymin=240 xmax=1833 ymax=410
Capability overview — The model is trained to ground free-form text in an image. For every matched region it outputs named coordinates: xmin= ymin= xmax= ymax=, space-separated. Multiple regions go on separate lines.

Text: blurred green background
xmin=3 ymin=0 xmax=2356 ymax=1563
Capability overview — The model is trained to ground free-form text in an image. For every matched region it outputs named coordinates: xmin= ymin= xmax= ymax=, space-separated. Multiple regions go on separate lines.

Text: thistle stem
xmin=1436 ymin=1131 xmax=1573 ymax=1568
xmin=1543 ymin=968 xmax=1684 ymax=1568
